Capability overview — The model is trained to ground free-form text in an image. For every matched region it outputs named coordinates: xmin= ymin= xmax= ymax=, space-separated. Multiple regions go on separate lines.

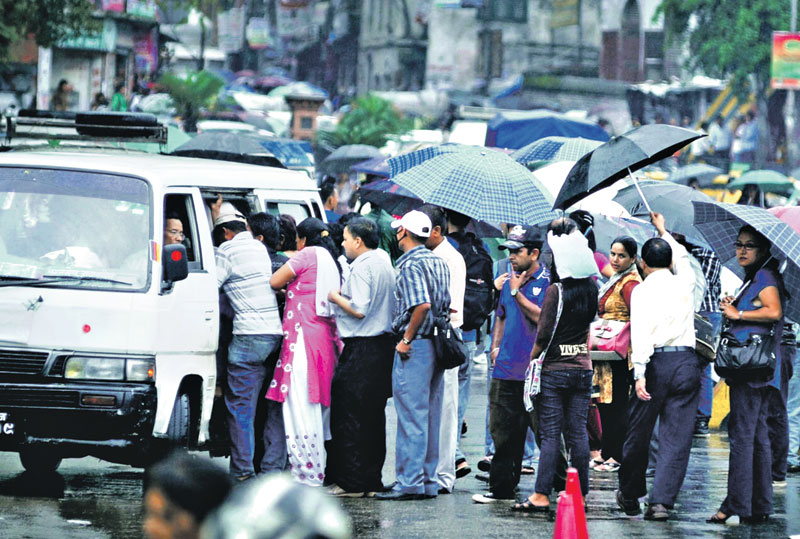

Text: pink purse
xmin=588 ymin=319 xmax=631 ymax=360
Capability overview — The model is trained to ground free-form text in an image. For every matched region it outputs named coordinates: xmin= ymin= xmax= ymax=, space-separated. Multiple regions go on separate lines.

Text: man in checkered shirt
xmin=375 ymin=210 xmax=452 ymax=501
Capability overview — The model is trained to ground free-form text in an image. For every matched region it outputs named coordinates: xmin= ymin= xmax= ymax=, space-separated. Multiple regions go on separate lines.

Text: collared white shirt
xmin=433 ymin=238 xmax=466 ymax=329
xmin=630 ymin=232 xmax=696 ymax=379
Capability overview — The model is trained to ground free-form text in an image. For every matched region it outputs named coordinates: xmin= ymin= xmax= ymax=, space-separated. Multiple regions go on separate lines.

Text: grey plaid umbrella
xmin=389 ymin=149 xmax=558 ymax=225
xmin=388 ymin=144 xmax=499 ymax=177
xmin=511 ymin=136 xmax=602 ymax=167
xmin=692 ymin=201 xmax=800 ymax=323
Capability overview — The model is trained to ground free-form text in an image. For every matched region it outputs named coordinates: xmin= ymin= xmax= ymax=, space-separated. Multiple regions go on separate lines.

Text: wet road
xmin=0 ymin=358 xmax=798 ymax=538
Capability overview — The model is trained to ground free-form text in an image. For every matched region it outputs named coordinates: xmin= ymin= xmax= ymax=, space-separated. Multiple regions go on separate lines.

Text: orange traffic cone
xmin=553 ymin=467 xmax=589 ymax=539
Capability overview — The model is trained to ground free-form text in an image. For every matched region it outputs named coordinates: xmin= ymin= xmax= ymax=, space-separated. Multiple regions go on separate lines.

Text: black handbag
xmin=714 ymin=278 xmax=777 ymax=379
xmin=427 ymin=280 xmax=466 ymax=369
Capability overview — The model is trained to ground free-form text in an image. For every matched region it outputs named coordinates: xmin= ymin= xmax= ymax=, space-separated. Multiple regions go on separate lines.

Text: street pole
xmin=788 ymin=0 xmax=799 ymax=171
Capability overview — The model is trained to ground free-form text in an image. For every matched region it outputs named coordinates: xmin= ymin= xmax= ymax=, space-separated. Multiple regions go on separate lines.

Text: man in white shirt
xmin=419 ymin=205 xmax=467 ymax=494
xmin=616 ymin=212 xmax=701 ymax=521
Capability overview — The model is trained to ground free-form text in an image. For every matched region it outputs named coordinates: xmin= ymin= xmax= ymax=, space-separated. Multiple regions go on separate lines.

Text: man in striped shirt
xmin=214 ymin=203 xmax=283 ymax=481
xmin=375 ymin=210 xmax=451 ymax=501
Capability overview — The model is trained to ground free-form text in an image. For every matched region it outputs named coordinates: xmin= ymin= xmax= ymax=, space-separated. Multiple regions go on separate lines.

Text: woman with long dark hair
xmin=709 ymin=224 xmax=785 ymax=524
xmin=513 ymin=218 xmax=598 ymax=512
xmin=592 ymin=236 xmax=641 ymax=472
xmin=267 ymin=218 xmax=343 ymax=487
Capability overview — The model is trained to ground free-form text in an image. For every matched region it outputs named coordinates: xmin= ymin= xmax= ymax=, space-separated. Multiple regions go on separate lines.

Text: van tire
xmin=19 ymin=447 xmax=62 ymax=474
xmin=166 ymin=392 xmax=191 ymax=447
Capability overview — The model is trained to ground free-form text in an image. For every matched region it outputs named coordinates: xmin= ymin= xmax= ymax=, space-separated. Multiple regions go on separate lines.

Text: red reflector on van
xmin=171 ymin=251 xmax=182 ymax=262
xmin=81 ymin=395 xmax=117 ymax=407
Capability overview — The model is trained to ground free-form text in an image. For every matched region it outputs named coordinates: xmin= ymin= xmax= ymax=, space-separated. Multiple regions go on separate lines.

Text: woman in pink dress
xmin=268 ymin=218 xmax=343 ymax=486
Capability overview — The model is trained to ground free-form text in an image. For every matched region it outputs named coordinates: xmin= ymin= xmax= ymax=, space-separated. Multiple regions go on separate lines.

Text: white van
xmin=0 ymin=148 xmax=324 ymax=472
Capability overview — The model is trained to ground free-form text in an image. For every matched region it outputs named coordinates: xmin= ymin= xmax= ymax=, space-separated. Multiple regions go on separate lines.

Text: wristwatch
xmin=402 ymin=337 xmax=412 ymax=345
xmin=510 ymin=288 xmax=519 ymax=297
xmin=738 ymin=310 xmax=744 ymax=320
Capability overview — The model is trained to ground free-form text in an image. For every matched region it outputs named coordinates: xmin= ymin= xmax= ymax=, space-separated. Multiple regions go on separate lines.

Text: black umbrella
xmin=552 ymin=124 xmax=704 ymax=210
xmin=171 ymin=132 xmax=286 ymax=168
xmin=319 ymin=144 xmax=383 ymax=175
xmin=668 ymin=163 xmax=724 ymax=188
xmin=612 ymin=180 xmax=713 ymax=248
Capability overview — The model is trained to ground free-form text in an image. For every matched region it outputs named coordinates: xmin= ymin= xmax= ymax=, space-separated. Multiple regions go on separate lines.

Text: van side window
xmin=164 ymin=194 xmax=202 ymax=271
xmin=265 ymin=202 xmax=311 ymax=223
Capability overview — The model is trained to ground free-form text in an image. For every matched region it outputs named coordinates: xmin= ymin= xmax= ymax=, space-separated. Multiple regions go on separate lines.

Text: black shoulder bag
xmin=714 ymin=279 xmax=778 ymax=380
xmin=428 ymin=284 xmax=467 ymax=370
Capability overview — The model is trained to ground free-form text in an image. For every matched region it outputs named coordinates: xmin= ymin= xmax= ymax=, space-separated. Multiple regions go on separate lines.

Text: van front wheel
xmin=19 ymin=447 xmax=62 ymax=474
xmin=166 ymin=392 xmax=191 ymax=447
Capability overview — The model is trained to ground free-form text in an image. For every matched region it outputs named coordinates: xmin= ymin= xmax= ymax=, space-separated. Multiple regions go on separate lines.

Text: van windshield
xmin=0 ymin=167 xmax=151 ymax=290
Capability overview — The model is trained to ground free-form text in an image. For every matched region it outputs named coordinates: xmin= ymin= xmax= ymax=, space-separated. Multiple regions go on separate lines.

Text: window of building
xmin=480 ymin=0 xmax=527 ymax=22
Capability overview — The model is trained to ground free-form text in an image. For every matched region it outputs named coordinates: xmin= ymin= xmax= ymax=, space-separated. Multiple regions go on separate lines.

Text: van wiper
xmin=41 ymin=275 xmax=132 ymax=286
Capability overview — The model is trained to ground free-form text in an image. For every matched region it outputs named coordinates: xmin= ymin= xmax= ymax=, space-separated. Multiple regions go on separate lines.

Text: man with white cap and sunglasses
xmin=375 ymin=210 xmax=452 ymax=501
xmin=212 ymin=199 xmax=283 ymax=481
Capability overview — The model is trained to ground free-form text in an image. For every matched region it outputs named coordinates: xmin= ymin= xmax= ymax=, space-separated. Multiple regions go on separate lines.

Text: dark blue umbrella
xmin=389 ymin=149 xmax=557 ymax=226
xmin=351 ymin=155 xmax=389 ymax=177
xmin=692 ymin=201 xmax=800 ymax=323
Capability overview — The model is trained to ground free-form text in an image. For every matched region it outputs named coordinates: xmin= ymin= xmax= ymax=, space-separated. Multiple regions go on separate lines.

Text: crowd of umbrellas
xmin=348 ymin=124 xmax=800 ymax=323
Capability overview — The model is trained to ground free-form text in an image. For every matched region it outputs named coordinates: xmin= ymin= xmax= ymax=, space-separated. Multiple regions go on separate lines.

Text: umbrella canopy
xmin=387 ymin=144 xmax=509 ymax=177
xmin=613 ymin=180 xmax=714 ymax=247
xmin=593 ymin=213 xmax=656 ymax=253
xmin=692 ymin=201 xmax=800 ymax=322
xmin=268 ymin=82 xmax=328 ymax=99
xmin=668 ymin=163 xmax=724 ymax=188
xmin=727 ymin=170 xmax=796 ymax=195
xmin=389 ymin=149 xmax=558 ymax=225
xmin=320 ymin=144 xmax=383 ymax=175
xmin=553 ymin=124 xmax=704 ymax=210
xmin=768 ymin=206 xmax=800 ymax=235
xmin=511 ymin=136 xmax=603 ymax=166
xmin=170 ymin=132 xmax=286 ymax=168
xmin=351 ymin=155 xmax=390 ymax=177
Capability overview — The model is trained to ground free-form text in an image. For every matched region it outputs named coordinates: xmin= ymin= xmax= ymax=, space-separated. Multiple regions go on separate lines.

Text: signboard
xmin=134 ymin=28 xmax=158 ymax=73
xmin=58 ymin=19 xmax=117 ymax=52
xmin=551 ymin=0 xmax=579 ymax=28
xmin=101 ymin=0 xmax=124 ymax=12
xmin=771 ymin=32 xmax=800 ymax=90
xmin=127 ymin=0 xmax=157 ymax=19
xmin=218 ymin=7 xmax=246 ymax=53
xmin=246 ymin=17 xmax=272 ymax=49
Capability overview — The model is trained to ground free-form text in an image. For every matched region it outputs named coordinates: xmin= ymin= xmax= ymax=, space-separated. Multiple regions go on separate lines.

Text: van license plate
xmin=0 ymin=412 xmax=16 ymax=436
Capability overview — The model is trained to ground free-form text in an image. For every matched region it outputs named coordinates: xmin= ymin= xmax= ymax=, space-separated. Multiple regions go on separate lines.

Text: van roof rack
xmin=3 ymin=110 xmax=168 ymax=144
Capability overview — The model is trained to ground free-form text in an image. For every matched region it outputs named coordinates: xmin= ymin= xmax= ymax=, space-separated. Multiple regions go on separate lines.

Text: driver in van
xmin=164 ymin=213 xmax=185 ymax=246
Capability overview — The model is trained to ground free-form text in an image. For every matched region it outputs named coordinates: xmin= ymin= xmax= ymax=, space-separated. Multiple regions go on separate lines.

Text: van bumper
xmin=0 ymin=381 xmax=156 ymax=451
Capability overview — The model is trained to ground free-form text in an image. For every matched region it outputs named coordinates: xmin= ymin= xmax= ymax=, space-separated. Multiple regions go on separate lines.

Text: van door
xmin=151 ymin=189 xmax=219 ymax=439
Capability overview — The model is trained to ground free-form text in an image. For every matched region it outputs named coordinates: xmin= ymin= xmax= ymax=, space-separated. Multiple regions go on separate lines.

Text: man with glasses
xmin=164 ymin=213 xmax=185 ymax=246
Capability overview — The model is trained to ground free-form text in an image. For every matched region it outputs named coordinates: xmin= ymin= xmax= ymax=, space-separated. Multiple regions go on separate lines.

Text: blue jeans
xmin=225 ymin=334 xmax=283 ymax=477
xmin=535 ymin=369 xmax=592 ymax=496
xmin=392 ymin=338 xmax=444 ymax=496
xmin=455 ymin=340 xmax=476 ymax=462
xmin=788 ymin=345 xmax=800 ymax=467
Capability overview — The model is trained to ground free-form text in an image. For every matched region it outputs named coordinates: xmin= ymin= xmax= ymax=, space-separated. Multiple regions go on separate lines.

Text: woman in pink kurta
xmin=268 ymin=218 xmax=342 ymax=487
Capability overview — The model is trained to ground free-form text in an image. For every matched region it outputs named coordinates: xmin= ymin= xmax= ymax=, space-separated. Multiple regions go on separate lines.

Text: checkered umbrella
xmin=692 ymin=201 xmax=800 ymax=323
xmin=387 ymin=144 xmax=511 ymax=177
xmin=511 ymin=136 xmax=603 ymax=167
xmin=389 ymin=149 xmax=558 ymax=225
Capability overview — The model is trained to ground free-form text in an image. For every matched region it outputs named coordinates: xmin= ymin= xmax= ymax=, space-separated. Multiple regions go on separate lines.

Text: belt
xmin=654 ymin=345 xmax=694 ymax=353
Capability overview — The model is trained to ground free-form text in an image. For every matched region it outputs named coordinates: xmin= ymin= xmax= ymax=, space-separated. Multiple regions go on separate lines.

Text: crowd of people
xmin=147 ymin=185 xmax=798 ymax=537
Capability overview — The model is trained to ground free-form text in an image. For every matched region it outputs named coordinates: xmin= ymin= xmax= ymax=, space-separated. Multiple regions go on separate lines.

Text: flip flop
xmin=520 ymin=466 xmax=535 ymax=475
xmin=511 ymin=500 xmax=550 ymax=513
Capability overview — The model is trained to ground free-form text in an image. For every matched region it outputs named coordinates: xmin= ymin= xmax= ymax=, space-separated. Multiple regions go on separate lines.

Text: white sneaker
xmin=473 ymin=352 xmax=487 ymax=364
xmin=472 ymin=492 xmax=511 ymax=504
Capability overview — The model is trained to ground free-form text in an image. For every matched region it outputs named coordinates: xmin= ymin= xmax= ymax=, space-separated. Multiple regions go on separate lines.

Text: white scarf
xmin=547 ymin=230 xmax=599 ymax=280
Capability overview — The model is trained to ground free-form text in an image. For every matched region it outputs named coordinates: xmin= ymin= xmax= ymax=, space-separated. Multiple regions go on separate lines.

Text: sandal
xmin=589 ymin=457 xmax=605 ymax=469
xmin=706 ymin=511 xmax=731 ymax=524
xmin=520 ymin=466 xmax=535 ymax=475
xmin=511 ymin=499 xmax=550 ymax=513
xmin=595 ymin=460 xmax=620 ymax=472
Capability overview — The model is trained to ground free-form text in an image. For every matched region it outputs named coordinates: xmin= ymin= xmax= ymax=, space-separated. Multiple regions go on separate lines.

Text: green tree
xmin=656 ymin=0 xmax=791 ymax=165
xmin=0 ymin=0 xmax=100 ymax=59
xmin=158 ymin=70 xmax=224 ymax=133
xmin=318 ymin=95 xmax=413 ymax=149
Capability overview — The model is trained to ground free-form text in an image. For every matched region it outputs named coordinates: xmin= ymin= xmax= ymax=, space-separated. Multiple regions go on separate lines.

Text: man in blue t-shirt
xmin=473 ymin=225 xmax=550 ymax=503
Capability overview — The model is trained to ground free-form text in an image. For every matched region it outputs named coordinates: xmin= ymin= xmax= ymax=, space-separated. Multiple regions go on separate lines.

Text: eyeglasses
xmin=166 ymin=229 xmax=185 ymax=238
xmin=734 ymin=241 xmax=759 ymax=251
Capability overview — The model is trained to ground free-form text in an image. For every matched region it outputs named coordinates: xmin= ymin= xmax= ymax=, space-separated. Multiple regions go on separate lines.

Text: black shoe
xmin=616 ymin=489 xmax=641 ymax=516
xmin=693 ymin=417 xmax=710 ymax=437
xmin=455 ymin=459 xmax=472 ymax=479
xmin=461 ymin=420 xmax=468 ymax=436
xmin=742 ymin=514 xmax=769 ymax=524
xmin=438 ymin=487 xmax=452 ymax=495
xmin=787 ymin=464 xmax=800 ymax=474
xmin=644 ymin=503 xmax=669 ymax=521
xmin=477 ymin=457 xmax=492 ymax=472
xmin=374 ymin=490 xmax=428 ymax=501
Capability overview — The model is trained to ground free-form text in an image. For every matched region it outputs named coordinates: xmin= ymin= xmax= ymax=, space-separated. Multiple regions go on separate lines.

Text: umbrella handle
xmin=628 ymin=168 xmax=653 ymax=214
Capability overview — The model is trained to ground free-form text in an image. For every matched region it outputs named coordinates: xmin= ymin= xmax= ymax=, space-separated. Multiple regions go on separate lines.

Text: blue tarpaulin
xmin=259 ymin=139 xmax=314 ymax=168
xmin=485 ymin=110 xmax=610 ymax=150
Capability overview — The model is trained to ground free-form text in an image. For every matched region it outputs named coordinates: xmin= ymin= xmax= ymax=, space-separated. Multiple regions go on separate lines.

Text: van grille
xmin=0 ymin=349 xmax=49 ymax=375
xmin=0 ymin=389 xmax=79 ymax=407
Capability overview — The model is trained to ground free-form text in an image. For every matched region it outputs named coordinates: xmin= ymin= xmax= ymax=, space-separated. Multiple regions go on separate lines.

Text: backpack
xmin=451 ymin=231 xmax=495 ymax=331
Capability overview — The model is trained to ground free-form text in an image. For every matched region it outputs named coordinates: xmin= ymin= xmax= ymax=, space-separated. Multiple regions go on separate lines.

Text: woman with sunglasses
xmin=709 ymin=225 xmax=785 ymax=524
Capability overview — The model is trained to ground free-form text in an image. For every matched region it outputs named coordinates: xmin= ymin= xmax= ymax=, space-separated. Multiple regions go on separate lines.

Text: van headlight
xmin=64 ymin=357 xmax=155 ymax=382
xmin=65 ymin=357 xmax=125 ymax=380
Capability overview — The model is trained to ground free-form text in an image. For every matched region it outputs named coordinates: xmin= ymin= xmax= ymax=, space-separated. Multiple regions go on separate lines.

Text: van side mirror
xmin=163 ymin=244 xmax=189 ymax=283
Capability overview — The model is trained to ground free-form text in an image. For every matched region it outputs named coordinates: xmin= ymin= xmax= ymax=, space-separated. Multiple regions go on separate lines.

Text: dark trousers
xmin=598 ymin=360 xmax=631 ymax=463
xmin=769 ymin=344 xmax=794 ymax=481
xmin=619 ymin=349 xmax=701 ymax=506
xmin=488 ymin=379 xmax=532 ymax=498
xmin=535 ymin=369 xmax=593 ymax=496
xmin=326 ymin=334 xmax=395 ymax=492
xmin=720 ymin=383 xmax=773 ymax=517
